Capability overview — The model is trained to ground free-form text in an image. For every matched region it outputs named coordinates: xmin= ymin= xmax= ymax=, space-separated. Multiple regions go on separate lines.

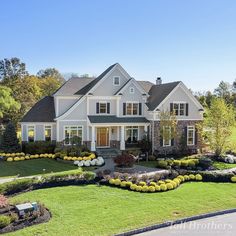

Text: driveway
xmin=137 ymin=213 xmax=236 ymax=236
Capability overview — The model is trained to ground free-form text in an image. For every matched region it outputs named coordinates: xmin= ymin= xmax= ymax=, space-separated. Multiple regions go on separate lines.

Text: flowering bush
xmin=114 ymin=153 xmax=136 ymax=168
xmin=74 ymin=156 xmax=104 ymax=167
xmin=231 ymin=176 xmax=236 ymax=183
xmin=0 ymin=195 xmax=8 ymax=208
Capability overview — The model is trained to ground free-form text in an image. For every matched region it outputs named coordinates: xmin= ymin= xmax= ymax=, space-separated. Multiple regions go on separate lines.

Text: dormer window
xmin=113 ymin=76 xmax=120 ymax=86
xmin=129 ymin=87 xmax=134 ymax=94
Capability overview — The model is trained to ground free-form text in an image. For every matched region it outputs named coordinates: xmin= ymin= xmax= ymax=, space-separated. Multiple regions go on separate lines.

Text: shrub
xmin=136 ymin=185 xmax=142 ymax=192
xmin=138 ymin=181 xmax=146 ymax=186
xmin=6 ymin=157 xmax=13 ymax=161
xmin=156 ymin=160 xmax=168 ymax=169
xmin=160 ymin=184 xmax=167 ymax=191
xmin=173 ymin=178 xmax=180 ymax=186
xmin=0 ymin=215 xmax=11 ymax=228
xmin=188 ymin=160 xmax=196 ymax=167
xmin=166 ymin=183 xmax=174 ymax=190
xmin=114 ymin=154 xmax=136 ymax=168
xmin=0 ymin=195 xmax=8 ymax=208
xmin=155 ymin=185 xmax=161 ymax=191
xmin=148 ymin=186 xmax=156 ymax=192
xmin=114 ymin=179 xmax=121 ymax=186
xmin=149 ymin=182 xmax=157 ymax=187
xmin=189 ymin=174 xmax=195 ymax=180
xmin=158 ymin=180 xmax=165 ymax=185
xmin=181 ymin=160 xmax=189 ymax=167
xmin=184 ymin=175 xmax=190 ymax=181
xmin=120 ymin=181 xmax=127 ymax=187
xmin=170 ymin=180 xmax=177 ymax=188
xmin=198 ymin=157 xmax=213 ymax=170
xmin=231 ymin=176 xmax=236 ymax=182
xmin=109 ymin=178 xmax=115 ymax=185
xmin=130 ymin=184 xmax=137 ymax=190
xmin=22 ymin=141 xmax=56 ymax=154
xmin=177 ymin=175 xmax=185 ymax=182
xmin=173 ymin=160 xmax=181 ymax=166
xmin=195 ymin=174 xmax=203 ymax=181
xmin=83 ymin=171 xmax=96 ymax=181
xmin=141 ymin=185 xmax=149 ymax=192
xmin=126 ymin=181 xmax=133 ymax=187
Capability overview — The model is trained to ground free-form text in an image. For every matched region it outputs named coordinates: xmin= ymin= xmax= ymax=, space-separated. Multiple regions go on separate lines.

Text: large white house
xmin=21 ymin=63 xmax=204 ymax=153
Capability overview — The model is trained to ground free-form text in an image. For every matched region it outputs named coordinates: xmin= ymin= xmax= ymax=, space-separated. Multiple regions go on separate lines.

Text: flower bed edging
xmin=114 ymin=208 xmax=236 ymax=236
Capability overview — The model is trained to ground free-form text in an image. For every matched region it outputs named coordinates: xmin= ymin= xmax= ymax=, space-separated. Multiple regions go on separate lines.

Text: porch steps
xmin=96 ymin=148 xmax=121 ymax=159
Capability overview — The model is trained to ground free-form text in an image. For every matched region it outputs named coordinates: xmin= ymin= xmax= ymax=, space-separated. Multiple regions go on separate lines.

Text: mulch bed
xmin=0 ymin=204 xmax=51 ymax=234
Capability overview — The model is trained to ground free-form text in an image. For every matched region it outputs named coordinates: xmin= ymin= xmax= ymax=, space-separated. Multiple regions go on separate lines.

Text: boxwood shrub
xmin=0 ymin=215 xmax=11 ymax=229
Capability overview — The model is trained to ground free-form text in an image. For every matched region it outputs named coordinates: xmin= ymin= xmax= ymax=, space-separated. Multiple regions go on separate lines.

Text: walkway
xmin=137 ymin=212 xmax=236 ymax=236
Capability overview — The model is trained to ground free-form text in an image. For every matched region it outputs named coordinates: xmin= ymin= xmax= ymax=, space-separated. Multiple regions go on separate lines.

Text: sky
xmin=0 ymin=0 xmax=236 ymax=92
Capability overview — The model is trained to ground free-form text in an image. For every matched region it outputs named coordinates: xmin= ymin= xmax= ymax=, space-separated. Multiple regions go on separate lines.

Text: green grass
xmin=0 ymin=159 xmax=78 ymax=178
xmin=8 ymin=183 xmax=236 ymax=236
xmin=213 ymin=161 xmax=236 ymax=170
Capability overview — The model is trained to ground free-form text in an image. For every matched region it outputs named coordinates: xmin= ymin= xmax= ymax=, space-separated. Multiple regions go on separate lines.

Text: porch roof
xmin=88 ymin=115 xmax=149 ymax=124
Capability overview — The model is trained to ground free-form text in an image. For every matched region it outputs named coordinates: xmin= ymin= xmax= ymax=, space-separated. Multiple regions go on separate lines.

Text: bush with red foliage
xmin=114 ymin=154 xmax=136 ymax=168
xmin=0 ymin=195 xmax=8 ymax=208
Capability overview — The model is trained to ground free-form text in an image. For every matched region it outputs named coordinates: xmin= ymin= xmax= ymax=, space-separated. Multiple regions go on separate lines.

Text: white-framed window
xmin=113 ymin=76 xmax=120 ymax=86
xmin=129 ymin=87 xmax=134 ymax=94
xmin=44 ymin=125 xmax=52 ymax=141
xmin=126 ymin=102 xmax=139 ymax=115
xmin=64 ymin=126 xmax=83 ymax=145
xmin=187 ymin=126 xmax=195 ymax=146
xmin=96 ymin=102 xmax=110 ymax=114
xmin=163 ymin=126 xmax=171 ymax=147
xmin=125 ymin=126 xmax=139 ymax=143
xmin=27 ymin=125 xmax=35 ymax=142
xmin=173 ymin=102 xmax=186 ymax=116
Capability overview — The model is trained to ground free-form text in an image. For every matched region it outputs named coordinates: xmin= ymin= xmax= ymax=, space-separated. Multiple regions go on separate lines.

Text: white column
xmin=91 ymin=126 xmax=96 ymax=151
xmin=144 ymin=125 xmax=148 ymax=133
xmin=120 ymin=125 xmax=125 ymax=150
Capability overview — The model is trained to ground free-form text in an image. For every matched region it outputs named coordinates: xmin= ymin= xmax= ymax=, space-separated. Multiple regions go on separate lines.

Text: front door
xmin=97 ymin=127 xmax=109 ymax=147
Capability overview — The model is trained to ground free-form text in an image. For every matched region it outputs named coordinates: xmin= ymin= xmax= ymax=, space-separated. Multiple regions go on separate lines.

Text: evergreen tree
xmin=1 ymin=122 xmax=21 ymax=153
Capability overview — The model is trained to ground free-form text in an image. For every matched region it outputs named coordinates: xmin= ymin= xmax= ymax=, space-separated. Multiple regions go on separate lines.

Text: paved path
xmin=137 ymin=213 xmax=236 ymax=236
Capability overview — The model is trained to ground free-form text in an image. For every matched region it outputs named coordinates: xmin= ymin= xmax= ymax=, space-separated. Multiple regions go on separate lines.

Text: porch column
xmin=91 ymin=126 xmax=96 ymax=151
xmin=144 ymin=125 xmax=148 ymax=133
xmin=120 ymin=126 xmax=125 ymax=150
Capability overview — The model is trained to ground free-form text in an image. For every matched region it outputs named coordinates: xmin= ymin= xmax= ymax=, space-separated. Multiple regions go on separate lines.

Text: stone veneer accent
xmin=152 ymin=120 xmax=202 ymax=155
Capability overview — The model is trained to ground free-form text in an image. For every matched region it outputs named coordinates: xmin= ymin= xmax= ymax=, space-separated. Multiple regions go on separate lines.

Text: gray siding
xmin=89 ymin=99 xmax=116 ymax=115
xmin=63 ymin=99 xmax=87 ymax=120
xmin=57 ymin=98 xmax=79 ymax=117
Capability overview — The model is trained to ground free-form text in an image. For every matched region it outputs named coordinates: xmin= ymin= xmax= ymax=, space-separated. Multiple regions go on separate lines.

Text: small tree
xmin=1 ymin=122 xmax=20 ymax=153
xmin=204 ymin=98 xmax=235 ymax=156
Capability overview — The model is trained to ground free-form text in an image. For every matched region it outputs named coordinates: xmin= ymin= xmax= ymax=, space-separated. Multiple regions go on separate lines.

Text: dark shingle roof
xmin=21 ymin=96 xmax=55 ymax=122
xmin=88 ymin=115 xmax=149 ymax=123
xmin=75 ymin=63 xmax=117 ymax=95
xmin=146 ymin=81 xmax=181 ymax=111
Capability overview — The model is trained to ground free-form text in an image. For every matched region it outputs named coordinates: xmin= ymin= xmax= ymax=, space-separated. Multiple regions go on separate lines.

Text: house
xmin=21 ymin=63 xmax=204 ymax=154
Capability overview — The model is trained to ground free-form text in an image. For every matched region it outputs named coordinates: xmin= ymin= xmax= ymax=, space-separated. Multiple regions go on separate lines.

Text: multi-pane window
xmin=173 ymin=103 xmax=186 ymax=116
xmin=129 ymin=87 xmax=134 ymax=94
xmin=27 ymin=126 xmax=35 ymax=142
xmin=44 ymin=125 xmax=52 ymax=141
xmin=163 ymin=126 xmax=171 ymax=146
xmin=126 ymin=126 xmax=138 ymax=143
xmin=126 ymin=103 xmax=139 ymax=115
xmin=64 ymin=126 xmax=82 ymax=145
xmin=113 ymin=76 xmax=120 ymax=85
xmin=96 ymin=102 xmax=110 ymax=114
xmin=187 ymin=126 xmax=195 ymax=146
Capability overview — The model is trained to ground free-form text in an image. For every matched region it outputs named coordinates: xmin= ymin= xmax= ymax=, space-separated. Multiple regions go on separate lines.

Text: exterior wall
xmin=57 ymin=97 xmax=79 ymax=117
xmin=158 ymin=85 xmax=203 ymax=120
xmin=21 ymin=123 xmax=56 ymax=142
xmin=93 ymin=69 xmax=130 ymax=96
xmin=152 ymin=120 xmax=202 ymax=155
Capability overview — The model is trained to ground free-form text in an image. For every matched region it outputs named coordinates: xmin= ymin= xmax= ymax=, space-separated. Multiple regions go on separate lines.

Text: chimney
xmin=156 ymin=77 xmax=162 ymax=85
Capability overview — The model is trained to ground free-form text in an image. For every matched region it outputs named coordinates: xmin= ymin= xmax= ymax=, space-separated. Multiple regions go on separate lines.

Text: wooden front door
xmin=97 ymin=128 xmax=109 ymax=147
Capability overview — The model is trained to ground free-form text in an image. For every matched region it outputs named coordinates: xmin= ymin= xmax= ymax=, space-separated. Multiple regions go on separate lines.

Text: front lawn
xmin=8 ymin=183 xmax=236 ymax=236
xmin=213 ymin=161 xmax=236 ymax=170
xmin=0 ymin=159 xmax=78 ymax=178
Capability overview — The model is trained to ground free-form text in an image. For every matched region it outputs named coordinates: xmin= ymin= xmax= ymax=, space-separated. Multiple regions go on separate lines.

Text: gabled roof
xmin=114 ymin=78 xmax=133 ymax=95
xmin=88 ymin=115 xmax=149 ymax=123
xmin=137 ymin=81 xmax=154 ymax=93
xmin=53 ymin=77 xmax=95 ymax=96
xmin=146 ymin=81 xmax=181 ymax=111
xmin=21 ymin=96 xmax=55 ymax=122
xmin=74 ymin=63 xmax=117 ymax=95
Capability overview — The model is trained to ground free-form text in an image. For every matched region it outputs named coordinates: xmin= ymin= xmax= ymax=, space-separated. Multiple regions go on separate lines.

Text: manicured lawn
xmin=213 ymin=161 xmax=236 ymax=170
xmin=0 ymin=159 xmax=78 ymax=178
xmin=8 ymin=183 xmax=236 ymax=236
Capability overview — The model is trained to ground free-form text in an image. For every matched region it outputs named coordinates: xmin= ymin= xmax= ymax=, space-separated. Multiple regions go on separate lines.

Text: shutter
xmin=170 ymin=103 xmax=173 ymax=113
xmin=171 ymin=127 xmax=174 ymax=146
xmin=186 ymin=103 xmax=189 ymax=116
xmin=160 ymin=135 xmax=163 ymax=147
xmin=185 ymin=126 xmax=188 ymax=145
xmin=139 ymin=103 xmax=142 ymax=115
xmin=123 ymin=103 xmax=126 ymax=115
xmin=107 ymin=103 xmax=110 ymax=114
xmin=96 ymin=103 xmax=99 ymax=114
xmin=195 ymin=127 xmax=198 ymax=145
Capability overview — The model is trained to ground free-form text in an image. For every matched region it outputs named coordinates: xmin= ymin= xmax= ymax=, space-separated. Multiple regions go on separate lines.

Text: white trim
xmin=63 ymin=125 xmax=84 ymax=144
xmin=89 ymin=123 xmax=149 ymax=127
xmin=163 ymin=126 xmax=171 ymax=147
xmin=149 ymin=118 xmax=203 ymax=121
xmin=55 ymin=96 xmax=81 ymax=99
xmin=88 ymin=96 xmax=118 ymax=100
xmin=125 ymin=126 xmax=139 ymax=143
xmin=129 ymin=87 xmax=135 ymax=94
xmin=187 ymin=125 xmax=195 ymax=146
xmin=26 ymin=124 xmax=36 ymax=142
xmin=43 ymin=124 xmax=52 ymax=141
xmin=59 ymin=120 xmax=87 ymax=122
xmin=113 ymin=76 xmax=120 ymax=86
xmin=20 ymin=122 xmax=55 ymax=124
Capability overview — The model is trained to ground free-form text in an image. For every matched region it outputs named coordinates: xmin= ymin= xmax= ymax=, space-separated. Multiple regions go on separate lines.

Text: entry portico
xmin=88 ymin=116 xmax=149 ymax=151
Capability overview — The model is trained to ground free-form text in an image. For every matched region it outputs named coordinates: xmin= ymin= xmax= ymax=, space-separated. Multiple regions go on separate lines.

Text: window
xmin=126 ymin=103 xmax=139 ymax=115
xmin=126 ymin=126 xmax=138 ymax=143
xmin=27 ymin=126 xmax=35 ymax=142
xmin=44 ymin=125 xmax=52 ymax=141
xmin=172 ymin=102 xmax=187 ymax=116
xmin=96 ymin=102 xmax=110 ymax=114
xmin=163 ymin=126 xmax=171 ymax=146
xmin=187 ymin=126 xmax=195 ymax=146
xmin=129 ymin=87 xmax=134 ymax=94
xmin=64 ymin=126 xmax=83 ymax=145
xmin=113 ymin=76 xmax=120 ymax=86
